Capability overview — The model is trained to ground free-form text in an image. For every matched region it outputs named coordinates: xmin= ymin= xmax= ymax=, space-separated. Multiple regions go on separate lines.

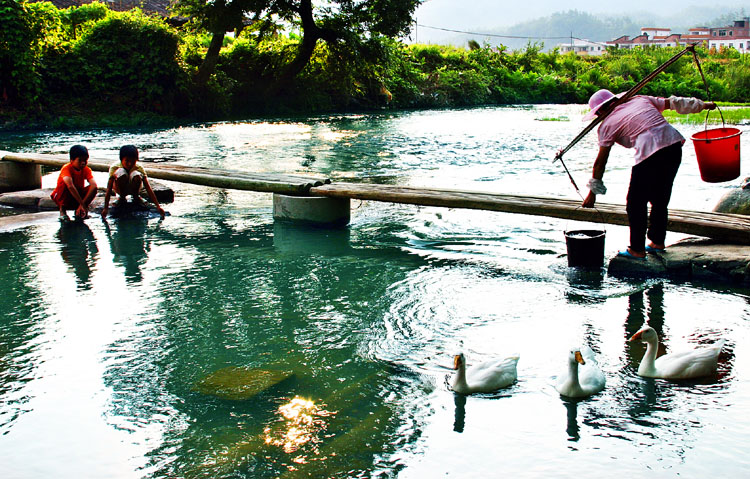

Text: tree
xmin=1 ymin=0 xmax=36 ymax=105
xmin=174 ymin=0 xmax=422 ymax=90
xmin=174 ymin=0 xmax=267 ymax=86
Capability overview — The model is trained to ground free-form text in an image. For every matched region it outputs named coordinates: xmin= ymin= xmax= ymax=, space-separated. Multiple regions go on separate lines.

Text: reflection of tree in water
xmin=57 ymin=221 xmax=99 ymax=290
xmin=96 ymin=219 xmax=430 ymax=478
xmin=104 ymin=218 xmax=148 ymax=284
xmin=0 ymin=232 xmax=48 ymax=434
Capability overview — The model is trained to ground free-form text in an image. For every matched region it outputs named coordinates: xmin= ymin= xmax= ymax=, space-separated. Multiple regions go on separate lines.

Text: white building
xmin=708 ymin=37 xmax=750 ymax=53
xmin=558 ymin=38 xmax=606 ymax=56
xmin=641 ymin=27 xmax=672 ymax=39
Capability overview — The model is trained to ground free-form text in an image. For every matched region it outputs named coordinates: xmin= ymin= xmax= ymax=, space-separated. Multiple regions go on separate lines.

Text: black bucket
xmin=565 ymin=229 xmax=605 ymax=268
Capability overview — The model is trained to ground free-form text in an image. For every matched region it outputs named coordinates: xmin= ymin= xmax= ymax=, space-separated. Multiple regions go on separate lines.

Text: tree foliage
xmin=173 ymin=0 xmax=421 ymax=90
xmin=2 ymin=1 xmax=749 ymax=128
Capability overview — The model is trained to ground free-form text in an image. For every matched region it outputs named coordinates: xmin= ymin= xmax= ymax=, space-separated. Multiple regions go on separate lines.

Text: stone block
xmin=0 ymin=162 xmax=41 ymax=193
xmin=143 ymin=181 xmax=174 ymax=203
xmin=0 ymin=190 xmax=43 ymax=208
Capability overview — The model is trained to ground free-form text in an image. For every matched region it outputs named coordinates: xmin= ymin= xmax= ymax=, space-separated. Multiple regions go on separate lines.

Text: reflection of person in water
xmin=453 ymin=393 xmax=466 ymax=433
xmin=104 ymin=218 xmax=149 ymax=284
xmin=625 ymin=284 xmax=665 ymax=347
xmin=624 ymin=284 xmax=667 ymax=419
xmin=57 ymin=221 xmax=99 ymax=290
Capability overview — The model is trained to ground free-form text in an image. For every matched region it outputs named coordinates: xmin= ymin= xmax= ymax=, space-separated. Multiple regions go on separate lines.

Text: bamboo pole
xmin=310 ymin=183 xmax=750 ymax=244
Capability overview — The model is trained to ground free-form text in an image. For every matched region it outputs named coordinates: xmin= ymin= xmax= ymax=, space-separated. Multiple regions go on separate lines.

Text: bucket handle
xmin=691 ymin=48 xmax=725 ymax=133
xmin=565 ymin=206 xmax=607 ymax=234
xmin=702 ymin=105 xmax=726 ymax=135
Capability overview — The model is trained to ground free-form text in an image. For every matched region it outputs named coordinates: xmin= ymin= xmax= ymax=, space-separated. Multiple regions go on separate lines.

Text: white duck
xmin=451 ymin=352 xmax=519 ymax=394
xmin=555 ymin=345 xmax=606 ymax=398
xmin=630 ymin=326 xmax=724 ymax=379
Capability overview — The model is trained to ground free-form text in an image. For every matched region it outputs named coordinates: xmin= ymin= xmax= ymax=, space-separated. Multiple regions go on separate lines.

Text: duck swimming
xmin=451 ymin=352 xmax=519 ymax=394
xmin=630 ymin=326 xmax=724 ymax=380
xmin=555 ymin=345 xmax=606 ymax=398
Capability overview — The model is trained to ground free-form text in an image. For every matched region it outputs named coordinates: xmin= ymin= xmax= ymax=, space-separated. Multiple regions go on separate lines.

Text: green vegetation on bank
xmin=2 ymin=1 xmax=750 ymax=130
xmin=663 ymin=104 xmax=750 ymax=124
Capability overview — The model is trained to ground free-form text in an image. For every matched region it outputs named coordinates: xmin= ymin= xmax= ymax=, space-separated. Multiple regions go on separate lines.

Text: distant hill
xmin=414 ymin=6 xmax=749 ymax=51
xmin=496 ymin=10 xmax=641 ymax=49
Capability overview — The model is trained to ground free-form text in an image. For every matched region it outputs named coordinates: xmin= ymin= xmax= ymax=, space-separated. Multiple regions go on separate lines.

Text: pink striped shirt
xmin=597 ymin=95 xmax=685 ymax=164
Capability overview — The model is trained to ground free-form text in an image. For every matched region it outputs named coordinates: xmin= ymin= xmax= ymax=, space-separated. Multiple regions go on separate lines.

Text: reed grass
xmin=535 ymin=116 xmax=570 ymax=122
xmin=664 ymin=104 xmax=750 ymax=125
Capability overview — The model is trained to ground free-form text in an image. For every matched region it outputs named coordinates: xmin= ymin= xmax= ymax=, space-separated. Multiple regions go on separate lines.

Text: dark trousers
xmin=626 ymin=142 xmax=682 ymax=253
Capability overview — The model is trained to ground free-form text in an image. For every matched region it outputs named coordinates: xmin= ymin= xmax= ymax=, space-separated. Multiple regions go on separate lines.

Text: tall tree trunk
xmin=195 ymin=31 xmax=226 ymax=87
xmin=265 ymin=0 xmax=338 ymax=97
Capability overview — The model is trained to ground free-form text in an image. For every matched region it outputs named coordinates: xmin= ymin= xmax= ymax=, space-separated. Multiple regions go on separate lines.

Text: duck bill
xmin=453 ymin=355 xmax=461 ymax=370
xmin=574 ymin=350 xmax=585 ymax=365
xmin=629 ymin=330 xmax=643 ymax=342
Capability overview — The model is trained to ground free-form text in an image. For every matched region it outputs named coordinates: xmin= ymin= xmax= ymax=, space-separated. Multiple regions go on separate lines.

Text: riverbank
xmin=0 ymin=105 xmax=186 ymax=132
xmin=3 ymin=100 xmax=749 ymax=133
xmin=5 ymin=3 xmax=750 ymax=134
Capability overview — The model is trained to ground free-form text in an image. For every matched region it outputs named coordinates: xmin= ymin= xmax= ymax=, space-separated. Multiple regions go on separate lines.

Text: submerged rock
xmin=195 ymin=367 xmax=295 ymax=400
xmin=713 ymin=177 xmax=750 ymax=215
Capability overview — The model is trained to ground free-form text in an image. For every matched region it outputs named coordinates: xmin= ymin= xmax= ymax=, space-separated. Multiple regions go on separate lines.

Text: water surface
xmin=1 ymin=106 xmax=748 ymax=478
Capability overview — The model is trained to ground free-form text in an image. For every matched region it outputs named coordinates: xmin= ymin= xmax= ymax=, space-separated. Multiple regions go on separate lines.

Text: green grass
xmin=535 ymin=116 xmax=570 ymax=121
xmin=664 ymin=104 xmax=750 ymax=125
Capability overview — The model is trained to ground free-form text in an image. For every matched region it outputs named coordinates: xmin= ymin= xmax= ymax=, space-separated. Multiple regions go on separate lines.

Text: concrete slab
xmin=608 ymin=237 xmax=750 ymax=284
xmin=0 ymin=211 xmax=61 ymax=233
xmin=0 ymin=182 xmax=174 ymax=212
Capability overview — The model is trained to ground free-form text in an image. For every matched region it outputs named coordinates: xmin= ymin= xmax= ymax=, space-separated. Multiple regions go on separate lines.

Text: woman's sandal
xmin=617 ymin=250 xmax=646 ymax=260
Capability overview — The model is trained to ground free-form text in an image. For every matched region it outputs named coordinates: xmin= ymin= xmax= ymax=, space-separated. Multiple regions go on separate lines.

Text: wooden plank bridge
xmin=2 ymin=152 xmax=749 ymax=244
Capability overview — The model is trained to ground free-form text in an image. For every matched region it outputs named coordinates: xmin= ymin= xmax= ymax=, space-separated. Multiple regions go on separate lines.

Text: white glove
xmin=668 ymin=96 xmax=706 ymax=114
xmin=587 ymin=178 xmax=607 ymax=195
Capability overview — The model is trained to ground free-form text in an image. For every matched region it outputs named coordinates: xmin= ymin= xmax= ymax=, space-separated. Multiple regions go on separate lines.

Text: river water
xmin=1 ymin=106 xmax=748 ymax=478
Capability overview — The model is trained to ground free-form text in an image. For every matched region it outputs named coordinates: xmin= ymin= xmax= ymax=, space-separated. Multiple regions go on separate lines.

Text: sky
xmin=413 ymin=0 xmax=747 ymax=29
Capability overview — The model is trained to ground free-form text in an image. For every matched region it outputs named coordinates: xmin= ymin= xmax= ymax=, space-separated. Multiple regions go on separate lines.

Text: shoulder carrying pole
xmin=553 ymin=43 xmax=700 ymax=194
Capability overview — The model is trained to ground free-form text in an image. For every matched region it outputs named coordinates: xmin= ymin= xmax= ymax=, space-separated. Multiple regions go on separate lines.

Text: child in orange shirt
xmin=50 ymin=145 xmax=98 ymax=220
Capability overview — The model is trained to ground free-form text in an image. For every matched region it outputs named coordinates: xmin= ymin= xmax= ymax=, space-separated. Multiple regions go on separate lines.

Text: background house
xmin=562 ymin=17 xmax=750 ymax=55
xmin=558 ymin=38 xmax=606 ymax=56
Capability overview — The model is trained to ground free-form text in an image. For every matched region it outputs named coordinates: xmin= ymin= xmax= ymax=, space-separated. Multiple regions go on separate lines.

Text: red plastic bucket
xmin=691 ymin=127 xmax=741 ymax=183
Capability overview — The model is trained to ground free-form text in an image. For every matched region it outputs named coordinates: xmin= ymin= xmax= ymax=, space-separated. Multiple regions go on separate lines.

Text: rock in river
xmin=713 ymin=177 xmax=750 ymax=215
xmin=195 ymin=367 xmax=295 ymax=400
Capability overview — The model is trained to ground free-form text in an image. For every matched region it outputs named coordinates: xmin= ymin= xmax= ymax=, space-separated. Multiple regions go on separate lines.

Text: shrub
xmin=73 ymin=9 xmax=183 ymax=110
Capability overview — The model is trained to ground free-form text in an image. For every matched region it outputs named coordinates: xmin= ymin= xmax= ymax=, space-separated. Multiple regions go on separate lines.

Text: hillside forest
xmin=1 ymin=1 xmax=749 ymax=129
